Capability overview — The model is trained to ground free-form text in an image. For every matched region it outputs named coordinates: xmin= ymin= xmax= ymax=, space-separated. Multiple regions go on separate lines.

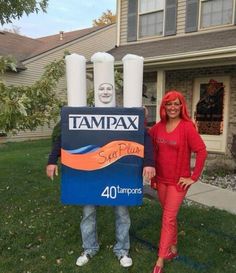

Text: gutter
xmin=110 ymin=45 xmax=236 ymax=68
xmin=144 ymin=45 xmax=236 ymax=64
xmin=116 ymin=0 xmax=121 ymax=47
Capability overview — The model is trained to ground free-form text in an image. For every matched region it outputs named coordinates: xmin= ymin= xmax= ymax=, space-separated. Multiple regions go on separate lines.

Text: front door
xmin=192 ymin=77 xmax=229 ymax=153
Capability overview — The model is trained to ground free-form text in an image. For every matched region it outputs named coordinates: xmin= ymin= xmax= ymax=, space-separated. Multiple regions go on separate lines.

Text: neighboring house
xmin=0 ymin=23 xmax=116 ymax=142
xmin=108 ymin=0 xmax=236 ymax=169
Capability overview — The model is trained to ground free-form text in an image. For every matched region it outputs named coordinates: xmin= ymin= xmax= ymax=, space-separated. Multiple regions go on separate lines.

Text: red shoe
xmin=152 ymin=265 xmax=164 ymax=273
xmin=165 ymin=251 xmax=178 ymax=260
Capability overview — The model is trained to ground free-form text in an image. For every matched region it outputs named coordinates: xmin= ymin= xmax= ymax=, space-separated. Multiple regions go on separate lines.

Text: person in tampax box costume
xmin=46 ymin=52 xmax=155 ymax=267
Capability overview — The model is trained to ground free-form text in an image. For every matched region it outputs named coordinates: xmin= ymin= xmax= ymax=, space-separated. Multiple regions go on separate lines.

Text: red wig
xmin=160 ymin=90 xmax=192 ymax=122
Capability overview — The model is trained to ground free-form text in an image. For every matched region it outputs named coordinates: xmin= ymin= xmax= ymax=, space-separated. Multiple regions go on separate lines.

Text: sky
xmin=1 ymin=0 xmax=116 ymax=38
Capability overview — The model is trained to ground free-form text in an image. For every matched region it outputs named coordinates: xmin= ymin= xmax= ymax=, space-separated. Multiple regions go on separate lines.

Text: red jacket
xmin=149 ymin=120 xmax=207 ymax=191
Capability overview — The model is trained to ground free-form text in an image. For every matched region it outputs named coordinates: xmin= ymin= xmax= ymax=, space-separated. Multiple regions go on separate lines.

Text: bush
xmin=51 ymin=121 xmax=61 ymax=143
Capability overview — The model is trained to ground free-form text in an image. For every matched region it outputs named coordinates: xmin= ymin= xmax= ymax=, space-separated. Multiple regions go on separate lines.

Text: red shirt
xmin=149 ymin=120 xmax=207 ymax=188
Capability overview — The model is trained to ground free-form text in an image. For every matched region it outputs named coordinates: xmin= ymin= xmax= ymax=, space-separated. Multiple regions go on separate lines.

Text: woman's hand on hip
xmin=178 ymin=177 xmax=194 ymax=190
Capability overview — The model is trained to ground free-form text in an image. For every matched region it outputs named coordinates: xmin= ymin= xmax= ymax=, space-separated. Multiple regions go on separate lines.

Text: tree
xmin=0 ymin=55 xmax=123 ymax=135
xmin=0 ymin=0 xmax=48 ymax=25
xmin=0 ymin=0 xmax=66 ymax=135
xmin=92 ymin=9 xmax=116 ymax=27
xmin=0 ymin=55 xmax=17 ymax=74
xmin=0 ymin=55 xmax=65 ymax=134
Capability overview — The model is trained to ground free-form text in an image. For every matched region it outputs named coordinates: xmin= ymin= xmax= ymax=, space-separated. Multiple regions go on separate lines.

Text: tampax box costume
xmin=61 ymin=106 xmax=145 ymax=206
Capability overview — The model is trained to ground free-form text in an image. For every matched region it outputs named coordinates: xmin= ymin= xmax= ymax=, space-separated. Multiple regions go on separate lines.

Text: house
xmin=108 ymin=0 xmax=236 ymax=169
xmin=0 ymin=23 xmax=116 ymax=142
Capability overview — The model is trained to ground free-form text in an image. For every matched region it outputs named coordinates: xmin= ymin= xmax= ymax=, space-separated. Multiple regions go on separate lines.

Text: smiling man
xmin=98 ymin=82 xmax=114 ymax=104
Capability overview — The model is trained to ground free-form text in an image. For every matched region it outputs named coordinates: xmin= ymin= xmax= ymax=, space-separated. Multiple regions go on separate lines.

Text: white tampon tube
xmin=91 ymin=52 xmax=116 ymax=107
xmin=122 ymin=54 xmax=144 ymax=107
xmin=65 ymin=54 xmax=87 ymax=106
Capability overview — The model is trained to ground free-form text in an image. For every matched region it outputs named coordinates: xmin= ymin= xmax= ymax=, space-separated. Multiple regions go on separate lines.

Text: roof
xmin=108 ymin=28 xmax=236 ymax=65
xmin=0 ymin=24 xmax=114 ymax=69
xmin=0 ymin=31 xmax=42 ymax=69
xmin=30 ymin=25 xmax=110 ymax=59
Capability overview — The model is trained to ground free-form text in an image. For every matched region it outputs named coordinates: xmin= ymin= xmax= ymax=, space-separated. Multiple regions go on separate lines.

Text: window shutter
xmin=127 ymin=0 xmax=138 ymax=42
xmin=185 ymin=0 xmax=199 ymax=33
xmin=165 ymin=0 xmax=177 ymax=36
xmin=235 ymin=1 xmax=236 ymax=25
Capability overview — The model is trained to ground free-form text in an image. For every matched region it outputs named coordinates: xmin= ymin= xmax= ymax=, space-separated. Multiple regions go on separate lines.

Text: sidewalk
xmin=143 ymin=182 xmax=236 ymax=215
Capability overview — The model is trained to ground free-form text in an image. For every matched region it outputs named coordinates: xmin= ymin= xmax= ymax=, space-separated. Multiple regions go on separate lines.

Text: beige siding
xmin=119 ymin=0 xmax=188 ymax=45
xmin=176 ymin=0 xmax=186 ymax=35
xmin=0 ymin=125 xmax=54 ymax=143
xmin=2 ymin=25 xmax=116 ymax=143
xmin=120 ymin=0 xmax=129 ymax=45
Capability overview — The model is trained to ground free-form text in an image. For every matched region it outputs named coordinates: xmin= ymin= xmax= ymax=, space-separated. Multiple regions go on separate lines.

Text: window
xmin=139 ymin=0 xmax=165 ymax=38
xmin=200 ymin=0 xmax=234 ymax=29
xmin=143 ymin=72 xmax=157 ymax=126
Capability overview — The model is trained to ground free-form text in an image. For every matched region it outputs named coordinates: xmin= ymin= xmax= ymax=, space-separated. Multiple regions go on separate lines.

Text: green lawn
xmin=0 ymin=139 xmax=235 ymax=273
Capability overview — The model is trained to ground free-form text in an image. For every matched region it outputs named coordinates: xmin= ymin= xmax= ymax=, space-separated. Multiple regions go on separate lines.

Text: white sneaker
xmin=119 ymin=255 xmax=133 ymax=267
xmin=76 ymin=253 xmax=90 ymax=266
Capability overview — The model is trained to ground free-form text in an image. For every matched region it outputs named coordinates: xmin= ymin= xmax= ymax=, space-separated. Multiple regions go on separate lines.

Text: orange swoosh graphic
xmin=61 ymin=140 xmax=144 ymax=171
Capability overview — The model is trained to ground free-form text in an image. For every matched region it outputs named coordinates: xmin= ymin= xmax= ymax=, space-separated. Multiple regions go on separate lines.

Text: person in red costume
xmin=149 ymin=90 xmax=207 ymax=273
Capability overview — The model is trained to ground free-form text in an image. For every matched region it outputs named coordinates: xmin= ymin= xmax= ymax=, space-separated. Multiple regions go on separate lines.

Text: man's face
xmin=98 ymin=83 xmax=114 ymax=104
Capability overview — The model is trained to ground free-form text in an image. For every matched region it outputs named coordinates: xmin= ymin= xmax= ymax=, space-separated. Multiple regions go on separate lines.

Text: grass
xmin=0 ymin=139 xmax=236 ymax=273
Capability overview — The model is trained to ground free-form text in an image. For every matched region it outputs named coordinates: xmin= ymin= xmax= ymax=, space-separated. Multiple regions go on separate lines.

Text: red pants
xmin=157 ymin=183 xmax=187 ymax=258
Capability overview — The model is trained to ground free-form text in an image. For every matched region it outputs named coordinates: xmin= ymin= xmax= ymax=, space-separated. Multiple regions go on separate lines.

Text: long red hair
xmin=160 ymin=90 xmax=192 ymax=122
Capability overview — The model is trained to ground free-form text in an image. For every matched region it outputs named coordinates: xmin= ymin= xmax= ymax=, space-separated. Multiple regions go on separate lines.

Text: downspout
xmin=116 ymin=0 xmax=121 ymax=47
